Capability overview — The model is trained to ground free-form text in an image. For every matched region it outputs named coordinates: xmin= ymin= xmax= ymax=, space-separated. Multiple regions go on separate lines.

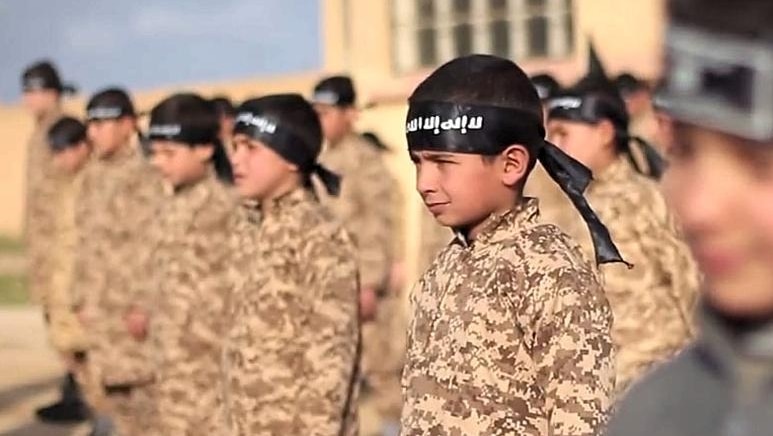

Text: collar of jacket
xmin=244 ymin=186 xmax=315 ymax=224
xmin=452 ymin=197 xmax=541 ymax=248
xmin=592 ymin=155 xmax=636 ymax=187
xmin=698 ymin=301 xmax=773 ymax=379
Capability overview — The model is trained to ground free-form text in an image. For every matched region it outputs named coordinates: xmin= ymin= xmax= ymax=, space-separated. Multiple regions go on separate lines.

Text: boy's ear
xmin=500 ymin=144 xmax=530 ymax=187
xmin=597 ymin=119 xmax=617 ymax=150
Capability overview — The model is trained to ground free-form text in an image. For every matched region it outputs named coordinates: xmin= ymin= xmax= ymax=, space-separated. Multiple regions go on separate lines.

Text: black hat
xmin=530 ymin=73 xmax=561 ymax=101
xmin=47 ymin=117 xmax=87 ymax=152
xmin=311 ymin=75 xmax=356 ymax=107
xmin=86 ymin=88 xmax=136 ymax=122
xmin=21 ymin=61 xmax=75 ymax=94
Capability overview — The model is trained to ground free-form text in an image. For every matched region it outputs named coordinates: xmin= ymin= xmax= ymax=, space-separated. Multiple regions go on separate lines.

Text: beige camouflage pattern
xmin=317 ymin=132 xmax=397 ymax=289
xmin=587 ymin=157 xmax=698 ymax=391
xmin=45 ymin=169 xmax=88 ymax=353
xmin=70 ymin=142 xmax=162 ymax=432
xmin=24 ymin=108 xmax=64 ymax=304
xmin=401 ymin=198 xmax=615 ymax=436
xmin=223 ymin=187 xmax=361 ymax=436
xmin=141 ymin=173 xmax=248 ymax=435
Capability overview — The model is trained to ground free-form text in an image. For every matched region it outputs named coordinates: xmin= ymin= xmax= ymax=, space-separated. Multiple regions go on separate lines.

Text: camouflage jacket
xmin=317 ymin=133 xmax=398 ymax=289
xmin=24 ymin=107 xmax=64 ymax=303
xmin=401 ymin=198 xmax=615 ymax=436
xmin=223 ymin=187 xmax=361 ymax=436
xmin=587 ymin=157 xmax=699 ymax=391
xmin=71 ymin=143 xmax=163 ymax=386
xmin=144 ymin=173 xmax=248 ymax=435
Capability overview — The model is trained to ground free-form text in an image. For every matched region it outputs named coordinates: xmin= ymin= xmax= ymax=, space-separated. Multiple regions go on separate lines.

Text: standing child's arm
xmin=532 ymin=266 xmax=615 ymax=436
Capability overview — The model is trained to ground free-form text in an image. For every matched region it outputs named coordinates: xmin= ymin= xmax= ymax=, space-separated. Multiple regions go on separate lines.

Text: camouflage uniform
xmin=24 ymin=107 xmax=63 ymax=304
xmin=317 ymin=133 xmax=402 ymax=429
xmin=584 ymin=157 xmax=699 ymax=392
xmin=46 ymin=168 xmax=88 ymax=353
xmin=143 ymin=173 xmax=248 ymax=435
xmin=223 ymin=187 xmax=361 ymax=436
xmin=317 ymin=132 xmax=395 ymax=290
xmin=71 ymin=142 xmax=162 ymax=435
xmin=401 ymin=198 xmax=615 ymax=436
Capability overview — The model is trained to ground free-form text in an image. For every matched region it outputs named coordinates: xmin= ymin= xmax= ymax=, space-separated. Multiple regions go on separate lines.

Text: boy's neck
xmin=461 ymin=195 xmax=523 ymax=242
xmin=259 ymin=178 xmax=303 ymax=213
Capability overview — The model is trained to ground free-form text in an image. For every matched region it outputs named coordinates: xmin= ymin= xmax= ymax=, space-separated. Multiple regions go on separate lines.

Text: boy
xmin=223 ymin=94 xmax=360 ymax=435
xmin=72 ymin=88 xmax=162 ymax=435
xmin=401 ymin=54 xmax=619 ymax=436
xmin=607 ymin=0 xmax=773 ymax=434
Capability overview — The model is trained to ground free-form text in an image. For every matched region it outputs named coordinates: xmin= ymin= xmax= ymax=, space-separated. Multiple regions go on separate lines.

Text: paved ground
xmin=0 ymin=306 xmax=87 ymax=436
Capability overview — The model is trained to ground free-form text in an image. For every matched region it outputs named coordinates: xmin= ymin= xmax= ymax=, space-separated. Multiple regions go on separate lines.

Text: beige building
xmin=1 ymin=0 xmax=665 ymax=279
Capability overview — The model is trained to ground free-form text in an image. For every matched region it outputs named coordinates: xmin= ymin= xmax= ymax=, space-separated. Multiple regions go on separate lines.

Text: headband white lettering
xmin=148 ymin=124 xmax=182 ymax=137
xmin=24 ymin=77 xmax=47 ymax=90
xmin=547 ymin=96 xmax=583 ymax=111
xmin=405 ymin=115 xmax=484 ymax=135
xmin=235 ymin=112 xmax=277 ymax=134
xmin=87 ymin=107 xmax=124 ymax=120
xmin=312 ymin=90 xmax=340 ymax=106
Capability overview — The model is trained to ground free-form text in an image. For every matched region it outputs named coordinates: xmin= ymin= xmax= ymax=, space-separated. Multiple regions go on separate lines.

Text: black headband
xmin=147 ymin=123 xmax=218 ymax=145
xmin=406 ymin=100 xmax=628 ymax=266
xmin=233 ymin=112 xmax=341 ymax=196
xmin=87 ymin=106 xmax=135 ymax=122
xmin=548 ymin=95 xmax=666 ymax=179
xmin=49 ymin=131 xmax=85 ymax=151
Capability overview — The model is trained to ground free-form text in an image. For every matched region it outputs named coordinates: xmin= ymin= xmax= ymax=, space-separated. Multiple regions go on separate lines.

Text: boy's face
xmin=411 ymin=149 xmax=523 ymax=235
xmin=150 ymin=140 xmax=211 ymax=188
xmin=666 ymin=122 xmax=773 ymax=318
xmin=22 ymin=89 xmax=59 ymax=118
xmin=87 ymin=117 xmax=134 ymax=158
xmin=230 ymin=133 xmax=298 ymax=201
xmin=314 ymin=104 xmax=354 ymax=144
xmin=548 ymin=119 xmax=615 ymax=171
xmin=53 ymin=142 xmax=90 ymax=174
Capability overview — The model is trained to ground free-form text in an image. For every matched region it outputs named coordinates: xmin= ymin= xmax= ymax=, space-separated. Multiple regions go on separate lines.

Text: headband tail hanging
xmin=539 ymin=141 xmax=631 ymax=267
xmin=313 ymin=164 xmax=341 ymax=196
xmin=630 ymin=135 xmax=667 ymax=180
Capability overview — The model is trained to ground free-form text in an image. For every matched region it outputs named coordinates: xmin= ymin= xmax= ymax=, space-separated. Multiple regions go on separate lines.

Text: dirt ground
xmin=0 ymin=306 xmax=88 ymax=436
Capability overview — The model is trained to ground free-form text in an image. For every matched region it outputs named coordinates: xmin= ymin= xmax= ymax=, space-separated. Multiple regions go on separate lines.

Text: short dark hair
xmin=409 ymin=54 xmax=544 ymax=173
xmin=149 ymin=93 xmax=233 ymax=183
xmin=47 ymin=117 xmax=87 ymax=152
xmin=211 ymin=96 xmax=236 ymax=118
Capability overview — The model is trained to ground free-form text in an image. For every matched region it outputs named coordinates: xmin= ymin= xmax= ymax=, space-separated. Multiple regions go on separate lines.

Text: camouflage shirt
xmin=24 ymin=107 xmax=64 ymax=303
xmin=585 ymin=157 xmax=699 ymax=391
xmin=223 ymin=187 xmax=361 ymax=436
xmin=317 ymin=133 xmax=398 ymax=289
xmin=71 ymin=142 xmax=163 ymax=386
xmin=144 ymin=173 xmax=248 ymax=435
xmin=46 ymin=168 xmax=88 ymax=353
xmin=401 ymin=198 xmax=615 ymax=436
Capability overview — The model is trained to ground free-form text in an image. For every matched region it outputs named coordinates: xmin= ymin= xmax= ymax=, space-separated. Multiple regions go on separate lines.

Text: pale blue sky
xmin=0 ymin=0 xmax=321 ymax=102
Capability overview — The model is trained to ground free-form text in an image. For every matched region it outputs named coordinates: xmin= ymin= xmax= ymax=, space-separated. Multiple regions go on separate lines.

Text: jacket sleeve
xmin=531 ymin=266 xmax=616 ymax=436
xmin=295 ymin=228 xmax=361 ymax=435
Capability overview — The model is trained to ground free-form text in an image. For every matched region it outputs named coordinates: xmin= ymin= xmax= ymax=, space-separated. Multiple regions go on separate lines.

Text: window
xmin=393 ymin=0 xmax=575 ymax=72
